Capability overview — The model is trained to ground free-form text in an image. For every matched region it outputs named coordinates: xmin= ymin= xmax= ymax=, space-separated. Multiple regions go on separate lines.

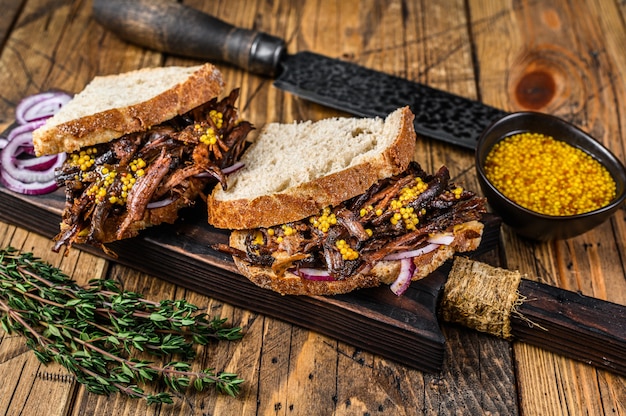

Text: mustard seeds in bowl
xmin=483 ymin=132 xmax=616 ymax=216
xmin=476 ymin=112 xmax=626 ymax=241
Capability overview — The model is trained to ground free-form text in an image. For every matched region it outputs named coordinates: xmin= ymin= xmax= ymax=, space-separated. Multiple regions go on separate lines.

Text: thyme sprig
xmin=0 ymin=247 xmax=244 ymax=404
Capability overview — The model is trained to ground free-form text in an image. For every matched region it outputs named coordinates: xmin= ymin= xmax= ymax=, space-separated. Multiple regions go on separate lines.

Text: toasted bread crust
xmin=207 ymin=106 xmax=416 ymax=229
xmin=33 ymin=64 xmax=224 ymax=156
xmin=230 ymin=220 xmax=484 ymax=296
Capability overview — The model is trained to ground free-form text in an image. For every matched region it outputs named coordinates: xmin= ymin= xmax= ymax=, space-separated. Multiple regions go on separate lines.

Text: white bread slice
xmin=207 ymin=106 xmax=416 ymax=229
xmin=230 ymin=221 xmax=484 ymax=296
xmin=33 ymin=63 xmax=224 ymax=156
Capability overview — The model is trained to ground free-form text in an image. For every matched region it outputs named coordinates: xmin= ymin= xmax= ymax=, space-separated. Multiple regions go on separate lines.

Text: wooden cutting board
xmin=0 ymin=185 xmax=501 ymax=373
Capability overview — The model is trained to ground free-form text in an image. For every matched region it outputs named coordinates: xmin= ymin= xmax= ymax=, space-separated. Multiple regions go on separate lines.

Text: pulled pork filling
xmin=219 ymin=162 xmax=487 ymax=281
xmin=54 ymin=89 xmax=253 ymax=254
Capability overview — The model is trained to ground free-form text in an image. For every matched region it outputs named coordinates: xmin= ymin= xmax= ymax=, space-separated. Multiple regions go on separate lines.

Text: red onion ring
xmin=390 ymin=258 xmax=416 ymax=296
xmin=194 ymin=161 xmax=245 ymax=179
xmin=15 ymin=91 xmax=71 ymax=124
xmin=146 ymin=198 xmax=175 ymax=209
xmin=18 ymin=145 xmax=36 ymax=156
xmin=1 ymin=135 xmax=65 ymax=183
xmin=0 ymin=168 xmax=59 ymax=195
xmin=7 ymin=119 xmax=48 ymax=142
xmin=291 ymin=267 xmax=336 ymax=281
xmin=383 ymin=243 xmax=440 ymax=261
xmin=221 ymin=161 xmax=245 ymax=175
xmin=0 ymin=92 xmax=70 ymax=195
xmin=14 ymin=153 xmax=59 ymax=171
xmin=427 ymin=233 xmax=455 ymax=245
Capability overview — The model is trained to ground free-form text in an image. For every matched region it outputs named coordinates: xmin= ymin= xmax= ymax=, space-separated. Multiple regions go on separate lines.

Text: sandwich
xmin=32 ymin=63 xmax=253 ymax=255
xmin=209 ymin=107 xmax=487 ymax=296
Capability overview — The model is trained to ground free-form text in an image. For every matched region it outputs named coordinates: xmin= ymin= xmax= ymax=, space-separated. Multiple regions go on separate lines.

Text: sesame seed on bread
xmin=32 ymin=63 xmax=224 ymax=156
xmin=207 ymin=106 xmax=417 ymax=230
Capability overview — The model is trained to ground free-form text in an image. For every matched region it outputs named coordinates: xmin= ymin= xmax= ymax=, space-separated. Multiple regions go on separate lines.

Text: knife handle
xmin=92 ymin=0 xmax=286 ymax=76
xmin=512 ymin=279 xmax=626 ymax=376
xmin=444 ymin=257 xmax=626 ymax=376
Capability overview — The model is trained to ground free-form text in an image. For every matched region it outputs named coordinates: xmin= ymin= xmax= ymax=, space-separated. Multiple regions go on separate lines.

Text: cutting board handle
xmin=92 ymin=0 xmax=286 ymax=76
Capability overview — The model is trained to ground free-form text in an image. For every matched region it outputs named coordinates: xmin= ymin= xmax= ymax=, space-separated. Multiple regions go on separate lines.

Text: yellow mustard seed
xmin=484 ymin=132 xmax=616 ymax=216
xmin=253 ymin=231 xmax=264 ymax=245
xmin=311 ymin=207 xmax=337 ymax=233
xmin=200 ymin=127 xmax=219 ymax=145
xmin=386 ymin=179 xmax=424 ymax=229
xmin=70 ymin=148 xmax=97 ymax=172
xmin=281 ymin=225 xmax=296 ymax=236
xmin=209 ymin=110 xmax=224 ymax=128
xmin=358 ymin=205 xmax=374 ymax=217
xmin=335 ymin=239 xmax=359 ymax=260
xmin=83 ymin=157 xmax=149 ymax=206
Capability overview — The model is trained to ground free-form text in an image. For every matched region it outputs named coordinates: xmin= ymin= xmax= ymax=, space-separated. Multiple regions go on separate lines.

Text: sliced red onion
xmin=15 ymin=91 xmax=71 ymax=124
xmin=0 ymin=168 xmax=59 ymax=195
xmin=221 ymin=161 xmax=244 ymax=175
xmin=18 ymin=145 xmax=35 ymax=156
xmin=7 ymin=119 xmax=48 ymax=142
xmin=15 ymin=153 xmax=59 ymax=171
xmin=382 ymin=243 xmax=440 ymax=261
xmin=193 ymin=172 xmax=213 ymax=178
xmin=146 ymin=197 xmax=175 ymax=209
xmin=0 ymin=91 xmax=70 ymax=195
xmin=291 ymin=267 xmax=336 ymax=281
xmin=194 ymin=161 xmax=245 ymax=178
xmin=1 ymin=135 xmax=66 ymax=183
xmin=390 ymin=258 xmax=416 ymax=296
xmin=427 ymin=233 xmax=455 ymax=245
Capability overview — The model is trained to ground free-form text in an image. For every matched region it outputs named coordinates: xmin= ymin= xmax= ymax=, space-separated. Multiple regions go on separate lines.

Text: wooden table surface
xmin=1 ymin=0 xmax=626 ymax=415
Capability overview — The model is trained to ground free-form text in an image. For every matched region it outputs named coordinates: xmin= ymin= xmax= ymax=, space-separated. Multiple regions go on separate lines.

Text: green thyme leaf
xmin=0 ymin=247 xmax=244 ymax=405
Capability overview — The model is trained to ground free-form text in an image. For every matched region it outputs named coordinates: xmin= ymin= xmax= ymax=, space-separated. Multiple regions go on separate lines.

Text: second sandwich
xmin=210 ymin=107 xmax=487 ymax=296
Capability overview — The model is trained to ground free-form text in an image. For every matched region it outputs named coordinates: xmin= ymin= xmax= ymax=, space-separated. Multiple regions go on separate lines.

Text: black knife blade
xmin=92 ymin=0 xmax=507 ymax=149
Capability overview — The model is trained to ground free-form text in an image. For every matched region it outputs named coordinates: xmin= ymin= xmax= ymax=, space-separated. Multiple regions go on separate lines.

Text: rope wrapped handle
xmin=441 ymin=257 xmax=524 ymax=340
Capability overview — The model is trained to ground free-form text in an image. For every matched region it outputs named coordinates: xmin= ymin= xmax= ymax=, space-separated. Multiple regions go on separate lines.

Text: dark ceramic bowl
xmin=475 ymin=112 xmax=626 ymax=241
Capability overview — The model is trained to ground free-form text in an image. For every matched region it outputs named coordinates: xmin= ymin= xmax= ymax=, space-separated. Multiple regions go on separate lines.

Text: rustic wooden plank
xmin=469 ymin=0 xmax=626 ymax=415
xmin=0 ymin=1 xmax=24 ymax=56
xmin=6 ymin=0 xmax=625 ymax=414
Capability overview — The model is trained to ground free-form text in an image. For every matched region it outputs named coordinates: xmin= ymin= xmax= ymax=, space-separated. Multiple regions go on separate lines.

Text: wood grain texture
xmin=470 ymin=0 xmax=626 ymax=415
xmin=0 ymin=0 xmax=625 ymax=415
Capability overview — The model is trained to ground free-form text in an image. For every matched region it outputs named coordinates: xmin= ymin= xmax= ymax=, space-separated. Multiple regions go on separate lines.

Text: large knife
xmin=92 ymin=0 xmax=507 ymax=150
